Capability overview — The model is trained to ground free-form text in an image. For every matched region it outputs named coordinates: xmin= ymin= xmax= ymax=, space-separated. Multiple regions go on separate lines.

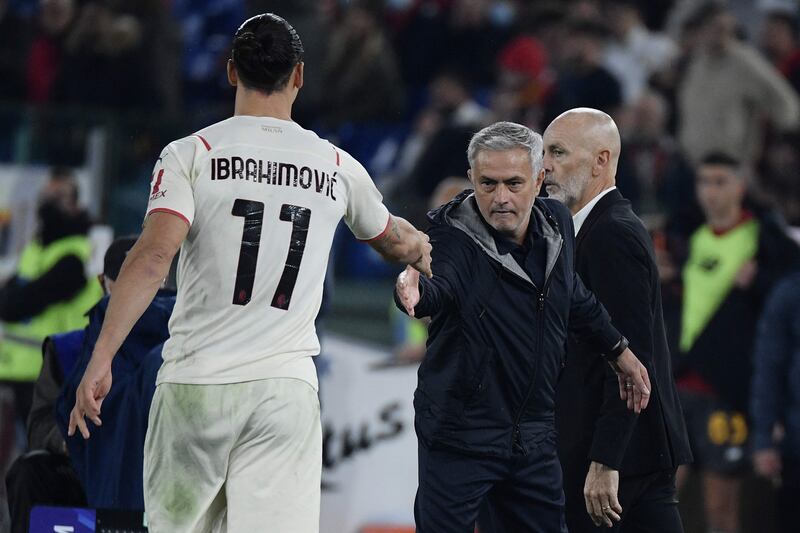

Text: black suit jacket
xmin=556 ymin=190 xmax=692 ymax=486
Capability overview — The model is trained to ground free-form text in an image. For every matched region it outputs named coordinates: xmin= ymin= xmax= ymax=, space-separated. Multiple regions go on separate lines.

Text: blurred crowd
xmin=2 ymin=0 xmax=800 ymax=532
xmin=1 ymin=0 xmax=800 ymax=229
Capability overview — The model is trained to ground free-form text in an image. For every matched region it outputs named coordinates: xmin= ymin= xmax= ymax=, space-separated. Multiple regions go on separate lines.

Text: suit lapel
xmin=575 ymin=189 xmax=625 ymax=252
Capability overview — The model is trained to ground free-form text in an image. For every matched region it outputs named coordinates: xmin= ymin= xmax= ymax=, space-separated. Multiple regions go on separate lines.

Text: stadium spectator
xmin=26 ymin=0 xmax=75 ymax=103
xmin=390 ymin=0 xmax=452 ymax=88
xmin=68 ymin=13 xmax=431 ymax=533
xmin=543 ymin=18 xmax=623 ymax=126
xmin=173 ymin=0 xmax=246 ymax=107
xmin=621 ymin=90 xmax=696 ymax=219
xmin=321 ymin=0 xmax=405 ymax=126
xmin=759 ymin=131 xmax=800 ymax=228
xmin=675 ymin=153 xmax=800 ymax=533
xmin=602 ymin=0 xmax=678 ymax=104
xmin=492 ymin=34 xmax=551 ymax=125
xmin=677 ymin=2 xmax=800 ymax=166
xmin=0 ymin=168 xmax=103 ymax=443
xmin=53 ymin=2 xmax=154 ymax=109
xmin=384 ymin=69 xmax=489 ymax=225
xmin=760 ymin=7 xmax=800 ymax=95
xmin=4 ymin=237 xmax=138 ymax=533
xmin=0 ymin=0 xmax=30 ymax=102
xmin=545 ymin=108 xmax=691 ymax=532
xmin=443 ymin=0 xmax=515 ymax=87
xmin=394 ymin=121 xmax=651 ymax=533
xmin=750 ymin=272 xmax=800 ymax=533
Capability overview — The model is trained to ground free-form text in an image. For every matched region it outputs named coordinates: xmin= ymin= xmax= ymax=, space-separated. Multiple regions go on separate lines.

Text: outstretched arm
xmin=367 ymin=215 xmax=432 ymax=277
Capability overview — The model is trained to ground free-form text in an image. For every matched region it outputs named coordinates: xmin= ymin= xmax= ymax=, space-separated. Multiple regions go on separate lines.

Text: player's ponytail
xmin=231 ymin=13 xmax=304 ymax=94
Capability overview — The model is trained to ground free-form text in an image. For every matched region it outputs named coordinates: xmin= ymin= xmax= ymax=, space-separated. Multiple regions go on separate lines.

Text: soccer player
xmin=67 ymin=13 xmax=432 ymax=533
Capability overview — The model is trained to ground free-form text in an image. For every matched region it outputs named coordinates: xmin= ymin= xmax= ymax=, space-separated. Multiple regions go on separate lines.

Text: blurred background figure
xmin=0 ymin=168 xmax=103 ymax=444
xmin=760 ymin=7 xmax=800 ymax=96
xmin=677 ymin=1 xmax=800 ymax=167
xmin=750 ymin=271 xmax=800 ymax=533
xmin=602 ymin=0 xmax=677 ymax=105
xmin=4 ymin=237 xmax=137 ymax=533
xmin=321 ymin=0 xmax=405 ymax=126
xmin=543 ymin=17 xmax=622 ymax=125
xmin=675 ymin=153 xmax=800 ymax=533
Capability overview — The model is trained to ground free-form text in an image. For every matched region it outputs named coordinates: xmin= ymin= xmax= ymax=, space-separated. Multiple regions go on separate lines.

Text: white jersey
xmin=145 ymin=116 xmax=390 ymax=388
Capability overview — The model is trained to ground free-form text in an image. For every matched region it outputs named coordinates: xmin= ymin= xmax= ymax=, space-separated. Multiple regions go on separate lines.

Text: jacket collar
xmin=575 ymin=188 xmax=626 ymax=250
xmin=443 ymin=192 xmax=563 ymax=287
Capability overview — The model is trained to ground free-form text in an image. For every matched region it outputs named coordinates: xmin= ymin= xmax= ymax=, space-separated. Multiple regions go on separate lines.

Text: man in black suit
xmin=544 ymin=108 xmax=692 ymax=531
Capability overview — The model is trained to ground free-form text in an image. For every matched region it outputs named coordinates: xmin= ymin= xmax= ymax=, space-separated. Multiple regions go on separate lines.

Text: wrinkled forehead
xmin=472 ymin=148 xmax=535 ymax=176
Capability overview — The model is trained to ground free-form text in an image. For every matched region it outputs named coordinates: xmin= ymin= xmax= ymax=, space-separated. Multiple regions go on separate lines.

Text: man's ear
xmin=534 ymin=168 xmax=546 ymax=194
xmin=467 ymin=168 xmax=473 ymax=184
xmin=594 ymin=149 xmax=611 ymax=177
xmin=294 ymin=62 xmax=304 ymax=90
xmin=227 ymin=59 xmax=238 ymax=87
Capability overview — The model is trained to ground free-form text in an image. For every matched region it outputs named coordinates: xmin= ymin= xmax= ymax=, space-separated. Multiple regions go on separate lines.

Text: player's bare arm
xmin=68 ymin=211 xmax=188 ymax=439
xmin=368 ymin=215 xmax=432 ymax=278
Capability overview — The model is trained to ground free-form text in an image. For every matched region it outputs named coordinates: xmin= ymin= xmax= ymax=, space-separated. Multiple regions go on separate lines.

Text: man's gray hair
xmin=467 ymin=121 xmax=544 ymax=175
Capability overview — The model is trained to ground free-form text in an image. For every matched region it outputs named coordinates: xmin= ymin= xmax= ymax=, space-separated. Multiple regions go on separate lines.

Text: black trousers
xmin=415 ymin=434 xmax=567 ymax=533
xmin=564 ymin=469 xmax=683 ymax=533
xmin=5 ymin=451 xmax=87 ymax=533
xmin=778 ymin=458 xmax=800 ymax=533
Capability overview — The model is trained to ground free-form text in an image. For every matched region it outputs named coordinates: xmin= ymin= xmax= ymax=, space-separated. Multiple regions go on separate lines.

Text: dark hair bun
xmin=231 ymin=14 xmax=304 ymax=94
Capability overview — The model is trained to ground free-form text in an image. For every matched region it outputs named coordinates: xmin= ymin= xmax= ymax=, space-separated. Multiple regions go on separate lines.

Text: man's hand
xmin=610 ymin=348 xmax=650 ymax=413
xmin=753 ymin=448 xmax=782 ymax=481
xmin=68 ymin=354 xmax=113 ymax=439
xmin=584 ymin=461 xmax=622 ymax=527
xmin=396 ymin=265 xmax=421 ymax=317
xmin=735 ymin=259 xmax=757 ymax=289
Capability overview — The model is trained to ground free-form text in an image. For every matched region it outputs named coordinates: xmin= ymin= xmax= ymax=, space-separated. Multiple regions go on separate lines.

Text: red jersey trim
xmin=358 ymin=215 xmax=393 ymax=243
xmin=711 ymin=210 xmax=754 ymax=236
xmin=147 ymin=208 xmax=191 ymax=227
xmin=194 ymin=134 xmax=212 ymax=151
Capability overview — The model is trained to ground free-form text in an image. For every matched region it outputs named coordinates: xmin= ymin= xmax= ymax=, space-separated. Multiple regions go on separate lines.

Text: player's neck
xmin=234 ymin=89 xmax=294 ymax=121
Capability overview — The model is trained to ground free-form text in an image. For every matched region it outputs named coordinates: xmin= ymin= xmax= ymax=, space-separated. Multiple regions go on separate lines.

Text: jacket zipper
xmin=510 ymin=221 xmax=562 ymax=455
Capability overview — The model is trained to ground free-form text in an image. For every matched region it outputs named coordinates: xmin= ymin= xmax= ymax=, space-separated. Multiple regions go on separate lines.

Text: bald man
xmin=544 ymin=108 xmax=692 ymax=532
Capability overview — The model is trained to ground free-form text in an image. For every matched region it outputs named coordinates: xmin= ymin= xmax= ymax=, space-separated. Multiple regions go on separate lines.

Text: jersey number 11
xmin=231 ymin=198 xmax=311 ymax=310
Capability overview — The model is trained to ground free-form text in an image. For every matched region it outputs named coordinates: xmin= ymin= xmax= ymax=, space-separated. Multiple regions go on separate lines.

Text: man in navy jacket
xmin=395 ymin=121 xmax=650 ymax=533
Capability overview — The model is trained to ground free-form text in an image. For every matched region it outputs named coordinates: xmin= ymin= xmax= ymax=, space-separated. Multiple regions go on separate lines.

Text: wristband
xmin=606 ymin=336 xmax=629 ymax=360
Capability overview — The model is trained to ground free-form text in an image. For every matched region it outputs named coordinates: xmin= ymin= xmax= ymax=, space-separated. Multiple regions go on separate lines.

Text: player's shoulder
xmin=326 ymin=142 xmax=370 ymax=179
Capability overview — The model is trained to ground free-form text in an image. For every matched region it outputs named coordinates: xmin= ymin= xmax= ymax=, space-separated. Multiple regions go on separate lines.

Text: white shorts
xmin=143 ymin=378 xmax=321 ymax=533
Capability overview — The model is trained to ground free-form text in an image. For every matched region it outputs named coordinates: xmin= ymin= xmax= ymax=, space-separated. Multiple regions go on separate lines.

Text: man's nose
xmin=495 ymin=185 xmax=510 ymax=203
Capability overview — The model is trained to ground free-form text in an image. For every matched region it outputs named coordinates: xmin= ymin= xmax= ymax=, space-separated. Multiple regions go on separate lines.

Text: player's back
xmin=145 ymin=116 xmax=389 ymax=387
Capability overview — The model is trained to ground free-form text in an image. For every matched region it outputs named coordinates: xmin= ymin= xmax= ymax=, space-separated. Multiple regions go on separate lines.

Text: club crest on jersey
xmin=210 ymin=157 xmax=338 ymax=201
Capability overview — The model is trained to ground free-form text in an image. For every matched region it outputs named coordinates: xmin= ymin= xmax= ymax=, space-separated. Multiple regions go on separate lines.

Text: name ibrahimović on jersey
xmin=211 ymin=156 xmax=337 ymax=200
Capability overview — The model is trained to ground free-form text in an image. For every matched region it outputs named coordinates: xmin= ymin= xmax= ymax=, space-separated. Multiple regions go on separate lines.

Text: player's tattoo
xmin=389 ymin=217 xmax=401 ymax=243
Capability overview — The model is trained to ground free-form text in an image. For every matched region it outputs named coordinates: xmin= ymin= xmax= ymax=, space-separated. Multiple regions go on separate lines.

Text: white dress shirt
xmin=572 ymin=187 xmax=617 ymax=236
